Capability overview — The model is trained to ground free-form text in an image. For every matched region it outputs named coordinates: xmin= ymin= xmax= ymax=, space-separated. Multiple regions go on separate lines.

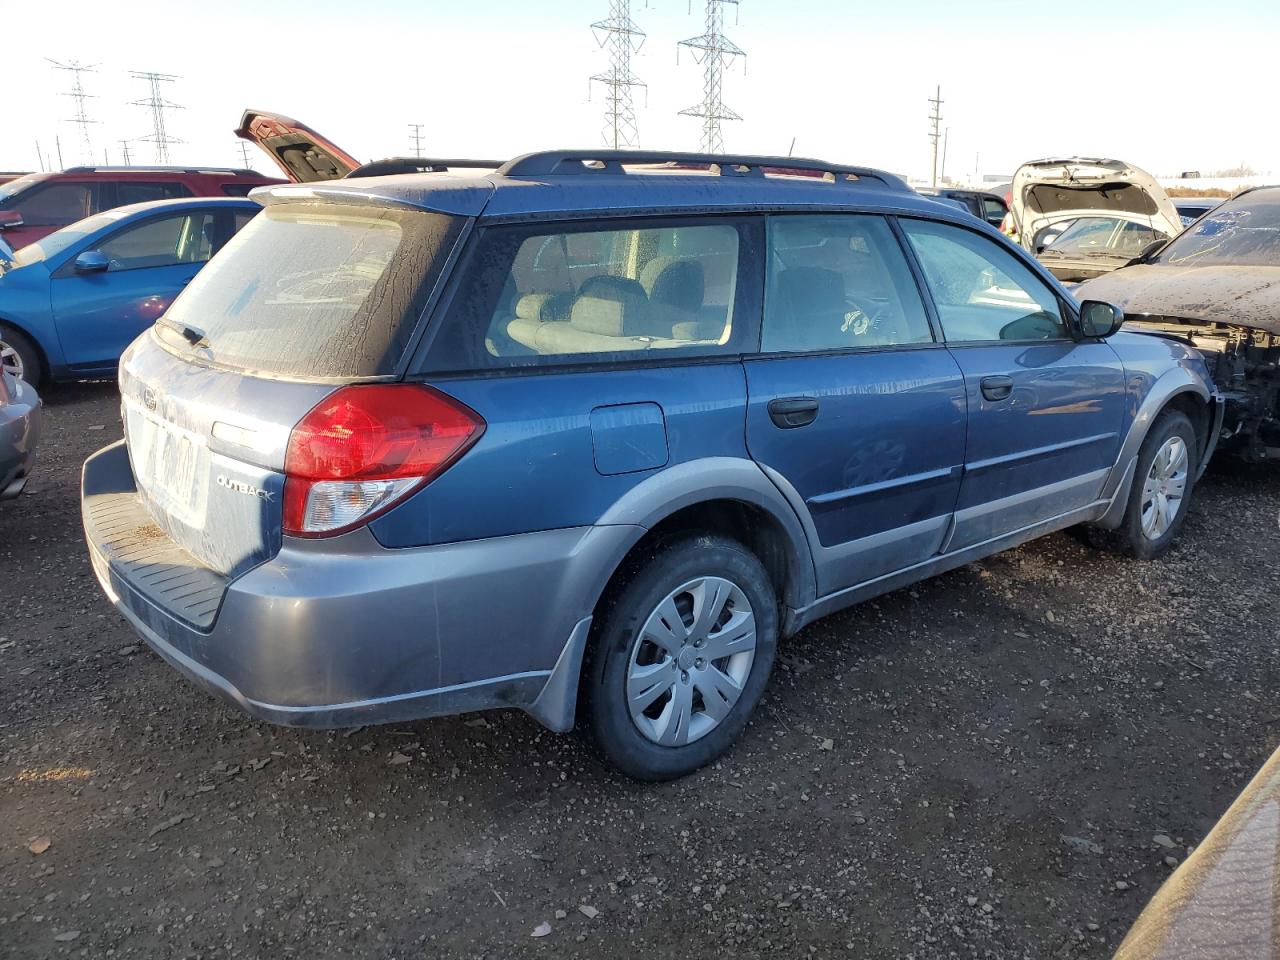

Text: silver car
xmin=0 ymin=348 xmax=41 ymax=499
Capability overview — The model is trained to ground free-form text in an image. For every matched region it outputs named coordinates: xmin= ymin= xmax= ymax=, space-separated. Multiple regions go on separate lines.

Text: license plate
xmin=127 ymin=405 xmax=202 ymax=516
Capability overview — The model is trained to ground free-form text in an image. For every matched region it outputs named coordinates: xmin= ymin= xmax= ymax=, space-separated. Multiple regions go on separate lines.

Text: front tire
xmin=0 ymin=326 xmax=43 ymax=388
xmin=583 ymin=535 xmax=777 ymax=781
xmin=1113 ymin=410 xmax=1198 ymax=559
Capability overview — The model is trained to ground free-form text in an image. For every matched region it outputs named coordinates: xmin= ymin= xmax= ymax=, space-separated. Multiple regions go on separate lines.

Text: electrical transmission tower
xmin=678 ymin=0 xmax=744 ymax=154
xmin=120 ymin=140 xmax=133 ymax=167
xmin=131 ymin=71 xmax=184 ymax=164
xmin=590 ymin=0 xmax=647 ymax=149
xmin=928 ymin=85 xmax=944 ymax=188
xmin=48 ymin=59 xmax=99 ymax=166
xmin=409 ymin=123 xmax=425 ymax=158
xmin=236 ymin=141 xmax=252 ymax=169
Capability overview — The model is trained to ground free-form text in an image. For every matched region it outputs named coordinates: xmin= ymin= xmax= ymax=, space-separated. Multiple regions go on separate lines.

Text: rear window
xmin=160 ymin=202 xmax=463 ymax=378
xmin=426 ymin=217 xmax=754 ymax=371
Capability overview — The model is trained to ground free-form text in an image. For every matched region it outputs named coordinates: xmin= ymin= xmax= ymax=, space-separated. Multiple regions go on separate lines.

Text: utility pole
xmin=940 ymin=126 xmax=949 ymax=184
xmin=679 ymin=0 xmax=745 ymax=154
xmin=928 ymin=85 xmax=943 ymax=188
xmin=47 ymin=59 xmax=99 ymax=165
xmin=130 ymin=71 xmax=184 ymax=164
xmin=590 ymin=0 xmax=646 ymax=149
xmin=55 ymin=135 xmax=64 ymax=170
xmin=408 ymin=123 xmax=425 ymax=158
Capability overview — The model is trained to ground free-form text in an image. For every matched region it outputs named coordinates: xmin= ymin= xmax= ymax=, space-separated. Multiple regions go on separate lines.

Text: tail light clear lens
xmin=283 ymin=384 xmax=484 ymax=538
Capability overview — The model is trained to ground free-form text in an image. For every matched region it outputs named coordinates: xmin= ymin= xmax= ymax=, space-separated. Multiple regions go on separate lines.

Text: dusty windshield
xmin=160 ymin=201 xmax=463 ymax=378
xmin=1155 ymin=191 xmax=1280 ymax=267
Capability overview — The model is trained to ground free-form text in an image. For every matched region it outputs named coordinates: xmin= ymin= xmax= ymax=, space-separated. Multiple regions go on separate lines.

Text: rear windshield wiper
xmin=158 ymin=317 xmax=210 ymax=349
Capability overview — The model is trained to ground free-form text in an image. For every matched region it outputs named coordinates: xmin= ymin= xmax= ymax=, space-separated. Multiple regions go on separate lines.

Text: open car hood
xmin=1013 ymin=158 xmax=1182 ymax=241
xmin=234 ymin=109 xmax=360 ymax=183
xmin=1076 ymin=263 xmax=1280 ymax=335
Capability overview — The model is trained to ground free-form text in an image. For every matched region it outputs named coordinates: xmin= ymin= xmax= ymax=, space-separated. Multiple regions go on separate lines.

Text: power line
xmin=408 ymin=123 xmax=425 ymax=158
xmin=678 ymin=0 xmax=745 ymax=154
xmin=130 ymin=70 xmax=184 ymax=164
xmin=47 ymin=59 xmax=100 ymax=166
xmin=590 ymin=0 xmax=647 ymax=149
xmin=928 ymin=85 xmax=944 ymax=189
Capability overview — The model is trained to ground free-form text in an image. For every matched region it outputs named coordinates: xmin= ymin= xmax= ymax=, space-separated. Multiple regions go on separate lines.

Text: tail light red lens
xmin=282 ymin=384 xmax=485 ymax=538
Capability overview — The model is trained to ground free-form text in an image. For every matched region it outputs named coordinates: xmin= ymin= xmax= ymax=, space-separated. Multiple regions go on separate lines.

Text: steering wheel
xmin=840 ymin=297 xmax=891 ymax=340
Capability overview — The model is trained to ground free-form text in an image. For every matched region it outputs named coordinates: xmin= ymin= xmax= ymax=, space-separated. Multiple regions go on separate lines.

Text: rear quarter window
xmin=425 ymin=217 xmax=759 ymax=371
xmin=160 ymin=202 xmax=463 ymax=378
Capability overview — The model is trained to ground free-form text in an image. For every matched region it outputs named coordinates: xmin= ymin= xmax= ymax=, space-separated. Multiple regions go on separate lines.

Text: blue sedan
xmin=0 ymin=197 xmax=259 ymax=385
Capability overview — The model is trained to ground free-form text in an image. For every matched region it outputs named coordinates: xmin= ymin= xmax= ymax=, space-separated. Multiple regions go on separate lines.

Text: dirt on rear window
xmin=160 ymin=201 xmax=463 ymax=379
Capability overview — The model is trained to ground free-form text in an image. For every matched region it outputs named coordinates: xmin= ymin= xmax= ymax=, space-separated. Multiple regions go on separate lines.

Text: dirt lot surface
xmin=2 ymin=382 xmax=1278 ymax=959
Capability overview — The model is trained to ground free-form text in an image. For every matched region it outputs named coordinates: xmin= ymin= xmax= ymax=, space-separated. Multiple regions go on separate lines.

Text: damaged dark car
xmin=1077 ymin=186 xmax=1280 ymax=461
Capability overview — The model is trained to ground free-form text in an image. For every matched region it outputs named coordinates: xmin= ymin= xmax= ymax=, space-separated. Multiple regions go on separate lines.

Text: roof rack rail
xmin=345 ymin=157 xmax=504 ymax=179
xmin=496 ymin=150 xmax=910 ymax=191
xmin=61 ymin=165 xmax=261 ymax=176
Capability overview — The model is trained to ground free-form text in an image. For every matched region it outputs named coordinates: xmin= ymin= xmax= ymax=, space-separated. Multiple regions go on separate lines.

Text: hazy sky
xmin=3 ymin=0 xmax=1277 ymax=181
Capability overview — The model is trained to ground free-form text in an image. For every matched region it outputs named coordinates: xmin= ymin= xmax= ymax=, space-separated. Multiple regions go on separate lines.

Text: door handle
xmin=980 ymin=376 xmax=1014 ymax=402
xmin=768 ymin=396 xmax=820 ymax=429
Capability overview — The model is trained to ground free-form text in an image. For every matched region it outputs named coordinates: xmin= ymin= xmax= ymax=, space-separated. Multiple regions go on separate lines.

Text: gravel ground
xmin=2 ymin=381 xmax=1278 ymax=959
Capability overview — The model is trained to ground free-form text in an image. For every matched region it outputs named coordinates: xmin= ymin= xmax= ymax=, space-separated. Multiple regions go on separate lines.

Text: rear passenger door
xmin=899 ymin=218 xmax=1126 ymax=550
xmin=743 ymin=214 xmax=967 ymax=595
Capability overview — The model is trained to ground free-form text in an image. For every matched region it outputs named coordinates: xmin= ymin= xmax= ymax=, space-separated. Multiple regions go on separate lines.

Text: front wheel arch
xmin=0 ymin=319 xmax=50 ymax=386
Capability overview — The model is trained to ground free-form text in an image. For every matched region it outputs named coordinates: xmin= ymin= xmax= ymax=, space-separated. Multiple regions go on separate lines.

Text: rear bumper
xmin=82 ymin=440 xmax=637 ymax=730
xmin=0 ymin=378 xmax=41 ymax=499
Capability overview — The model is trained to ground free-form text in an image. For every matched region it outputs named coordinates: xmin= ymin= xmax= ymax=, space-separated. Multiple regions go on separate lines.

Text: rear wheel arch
xmin=597 ymin=498 xmax=807 ymax=626
xmin=554 ymin=494 xmax=810 ymax=734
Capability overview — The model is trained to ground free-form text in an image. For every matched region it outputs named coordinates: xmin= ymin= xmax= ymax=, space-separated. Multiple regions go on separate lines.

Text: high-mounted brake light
xmin=282 ymin=384 xmax=485 ymax=538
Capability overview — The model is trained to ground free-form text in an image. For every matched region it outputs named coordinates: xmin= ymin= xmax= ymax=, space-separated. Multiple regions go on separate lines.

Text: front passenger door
xmin=900 ymin=219 xmax=1127 ymax=550
xmin=50 ymin=209 xmax=234 ymax=373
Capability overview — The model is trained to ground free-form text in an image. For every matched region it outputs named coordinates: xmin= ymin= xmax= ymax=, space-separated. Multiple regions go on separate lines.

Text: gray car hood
xmin=1077 ymin=263 xmax=1280 ymax=334
xmin=1012 ymin=158 xmax=1182 ymax=245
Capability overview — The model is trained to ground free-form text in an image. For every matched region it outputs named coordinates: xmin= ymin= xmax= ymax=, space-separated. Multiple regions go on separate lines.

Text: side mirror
xmin=73 ymin=250 xmax=110 ymax=274
xmin=1079 ymin=300 xmax=1124 ymax=339
xmin=0 ymin=210 xmax=23 ymax=230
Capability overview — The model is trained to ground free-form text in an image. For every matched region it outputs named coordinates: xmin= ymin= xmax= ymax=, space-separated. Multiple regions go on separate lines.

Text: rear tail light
xmin=282 ymin=384 xmax=485 ymax=538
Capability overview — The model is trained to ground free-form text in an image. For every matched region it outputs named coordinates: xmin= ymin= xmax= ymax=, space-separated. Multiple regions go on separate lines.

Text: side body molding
xmin=594 ymin=456 xmax=819 ymax=623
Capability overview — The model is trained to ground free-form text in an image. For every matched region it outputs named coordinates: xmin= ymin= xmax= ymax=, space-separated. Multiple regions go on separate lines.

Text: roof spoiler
xmin=496 ymin=150 xmax=910 ymax=191
xmin=345 ymin=157 xmax=504 ymax=179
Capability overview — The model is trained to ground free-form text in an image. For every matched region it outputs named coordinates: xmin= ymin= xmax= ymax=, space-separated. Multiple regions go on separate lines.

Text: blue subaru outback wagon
xmin=81 ymin=151 xmax=1223 ymax=779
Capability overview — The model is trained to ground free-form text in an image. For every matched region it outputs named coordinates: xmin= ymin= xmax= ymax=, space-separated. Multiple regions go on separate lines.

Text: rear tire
xmin=0 ymin=326 xmax=43 ymax=388
xmin=1111 ymin=410 xmax=1198 ymax=559
xmin=583 ymin=534 xmax=777 ymax=781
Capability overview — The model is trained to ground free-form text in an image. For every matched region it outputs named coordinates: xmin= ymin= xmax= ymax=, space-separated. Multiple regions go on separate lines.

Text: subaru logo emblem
xmin=142 ymin=387 xmax=157 ymax=411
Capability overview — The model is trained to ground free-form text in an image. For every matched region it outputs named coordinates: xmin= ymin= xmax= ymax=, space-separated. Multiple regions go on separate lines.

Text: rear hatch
xmin=235 ymin=109 xmax=361 ymax=182
xmin=1011 ymin=157 xmax=1181 ymax=252
xmin=119 ymin=190 xmax=470 ymax=582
